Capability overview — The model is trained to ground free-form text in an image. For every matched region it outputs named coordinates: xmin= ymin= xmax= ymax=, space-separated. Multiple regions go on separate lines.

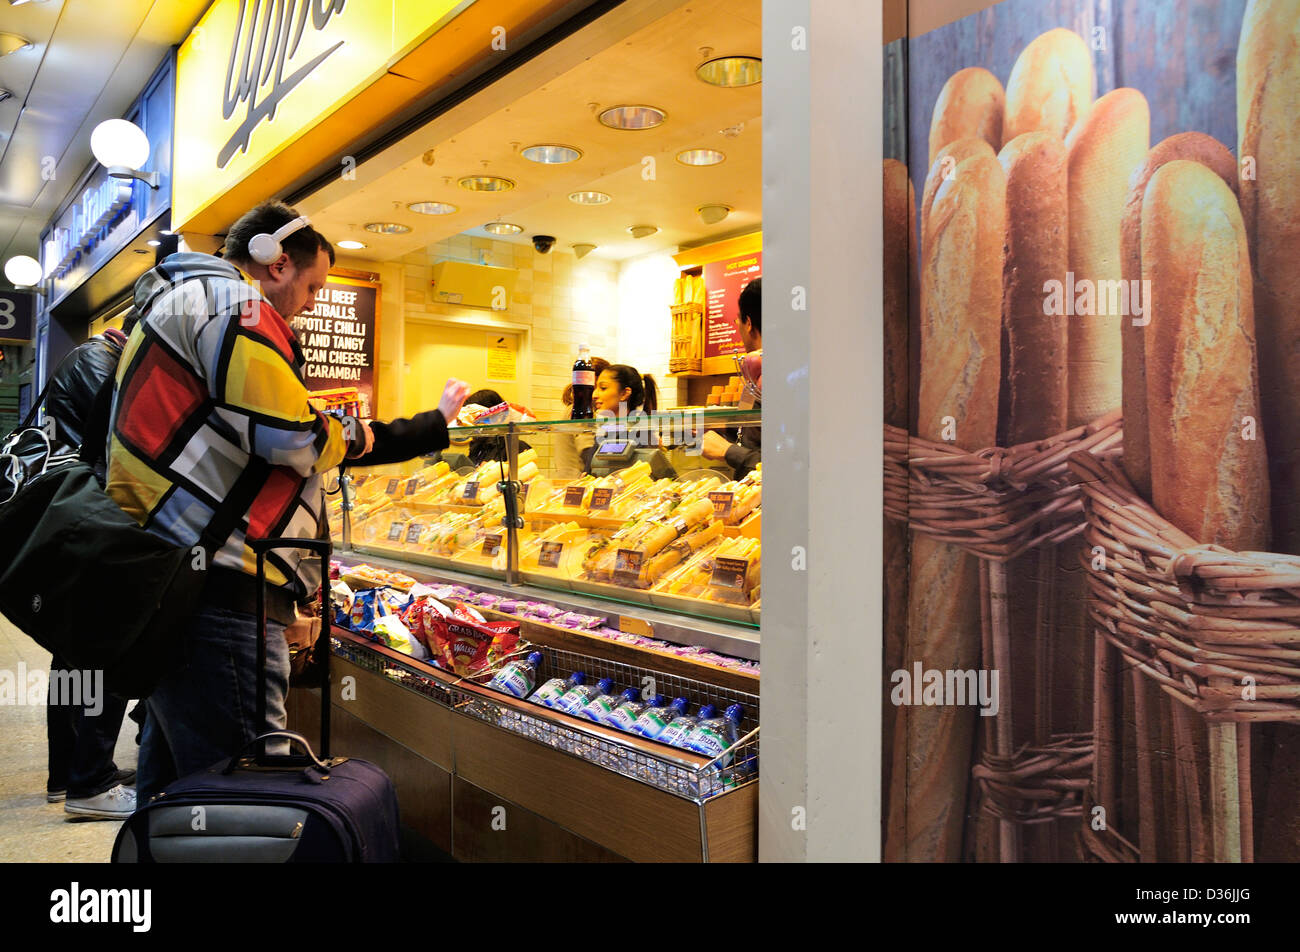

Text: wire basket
xmin=669 ymin=303 xmax=704 ymax=373
xmin=329 ymin=630 xmax=759 ymax=802
xmin=452 ymin=644 xmax=760 ymax=802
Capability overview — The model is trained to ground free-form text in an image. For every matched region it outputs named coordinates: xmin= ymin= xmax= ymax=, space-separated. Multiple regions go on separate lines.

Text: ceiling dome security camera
xmin=532 ymin=234 xmax=556 ymax=254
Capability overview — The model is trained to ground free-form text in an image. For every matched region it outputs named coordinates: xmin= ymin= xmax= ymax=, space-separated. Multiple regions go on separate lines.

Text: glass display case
xmin=330 ymin=409 xmax=762 ymax=630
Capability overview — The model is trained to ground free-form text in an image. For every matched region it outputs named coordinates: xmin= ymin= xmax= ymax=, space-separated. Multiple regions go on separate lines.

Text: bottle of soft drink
xmin=529 ymin=670 xmax=585 ymax=707
xmin=660 ymin=704 xmax=714 ymax=749
xmin=633 ymin=696 xmax=689 ymax=740
xmin=582 ymin=686 xmax=636 ymax=723
xmin=556 ymin=677 xmax=613 ymax=715
xmin=489 ymin=651 xmax=542 ymax=699
xmin=570 ymin=343 xmax=595 ymax=419
xmin=685 ymin=703 xmax=743 ymax=757
xmin=608 ymin=692 xmax=664 ymax=732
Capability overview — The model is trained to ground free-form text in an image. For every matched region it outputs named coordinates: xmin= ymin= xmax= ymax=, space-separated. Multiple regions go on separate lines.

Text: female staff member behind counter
xmin=581 ymin=364 xmax=675 ymax=480
xmin=701 ymin=277 xmax=761 ymax=478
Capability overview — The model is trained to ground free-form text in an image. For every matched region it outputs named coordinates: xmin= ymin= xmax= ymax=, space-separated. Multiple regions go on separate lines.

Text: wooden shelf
xmin=670 ymin=355 xmax=743 ymax=378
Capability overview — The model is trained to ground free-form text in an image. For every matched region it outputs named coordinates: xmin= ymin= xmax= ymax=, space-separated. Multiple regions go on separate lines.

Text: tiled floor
xmin=0 ymin=613 xmax=137 ymax=862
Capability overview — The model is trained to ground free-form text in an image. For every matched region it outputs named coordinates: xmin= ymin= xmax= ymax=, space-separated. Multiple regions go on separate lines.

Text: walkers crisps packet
xmin=428 ymin=607 xmax=521 ymax=677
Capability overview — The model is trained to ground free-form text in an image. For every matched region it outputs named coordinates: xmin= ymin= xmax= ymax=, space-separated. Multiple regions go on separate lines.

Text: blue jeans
xmin=137 ymin=600 xmax=288 ymax=807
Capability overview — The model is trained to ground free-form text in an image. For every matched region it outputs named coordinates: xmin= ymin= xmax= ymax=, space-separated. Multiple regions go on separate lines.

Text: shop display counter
xmin=309 ymin=413 xmax=762 ymax=861
xmin=289 ymin=621 xmax=758 ymax=862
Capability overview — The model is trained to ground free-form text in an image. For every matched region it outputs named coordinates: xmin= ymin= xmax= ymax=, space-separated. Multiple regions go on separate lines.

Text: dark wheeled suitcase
xmin=112 ymin=538 xmax=401 ymax=862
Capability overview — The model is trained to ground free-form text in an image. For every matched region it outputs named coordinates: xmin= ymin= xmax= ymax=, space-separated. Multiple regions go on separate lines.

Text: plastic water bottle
xmin=685 ymin=703 xmax=743 ymax=757
xmin=660 ymin=704 xmax=714 ymax=749
xmin=556 ymin=677 xmax=613 ymax=715
xmin=608 ymin=692 xmax=663 ymax=732
xmin=633 ymin=696 xmax=689 ymax=740
xmin=582 ymin=686 xmax=635 ymax=723
xmin=490 ymin=652 xmax=543 ymax=699
xmin=530 ymin=670 xmax=585 ymax=707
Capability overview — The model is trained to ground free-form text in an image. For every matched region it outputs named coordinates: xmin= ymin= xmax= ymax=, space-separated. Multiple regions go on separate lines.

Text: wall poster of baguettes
xmin=882 ymin=0 xmax=1300 ymax=863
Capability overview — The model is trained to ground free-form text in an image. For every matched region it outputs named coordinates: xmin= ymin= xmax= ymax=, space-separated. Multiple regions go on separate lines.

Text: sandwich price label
xmin=563 ymin=485 xmax=586 ymax=507
xmin=385 ymin=478 xmax=400 ymax=495
xmin=710 ymin=556 xmax=749 ymax=591
xmin=387 ymin=521 xmax=405 ymax=542
xmin=614 ymin=549 xmax=644 ymax=584
xmin=480 ymin=532 xmax=503 ymax=557
xmin=405 ymin=523 xmax=424 ymax=544
xmin=462 ymin=480 xmax=479 ymax=502
xmin=708 ymin=491 xmax=735 ymax=518
xmin=538 ymin=541 xmax=564 ymax=568
xmin=405 ymin=478 xmax=420 ymax=497
xmin=589 ymin=487 xmax=614 ymax=511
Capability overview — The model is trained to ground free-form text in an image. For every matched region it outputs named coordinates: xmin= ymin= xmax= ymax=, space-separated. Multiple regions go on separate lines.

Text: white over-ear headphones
xmin=248 ymin=215 xmax=313 ymax=266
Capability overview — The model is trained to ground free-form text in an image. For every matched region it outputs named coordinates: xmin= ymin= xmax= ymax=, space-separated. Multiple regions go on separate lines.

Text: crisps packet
xmin=372 ymin=615 xmax=414 ymax=655
xmin=431 ymin=609 xmax=520 ymax=677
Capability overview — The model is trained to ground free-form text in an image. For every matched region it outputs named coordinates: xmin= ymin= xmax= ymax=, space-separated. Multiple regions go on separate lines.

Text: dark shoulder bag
xmin=0 ymin=376 xmax=244 ymax=699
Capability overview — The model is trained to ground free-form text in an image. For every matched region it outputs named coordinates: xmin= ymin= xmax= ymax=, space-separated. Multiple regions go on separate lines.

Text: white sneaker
xmin=64 ymin=784 xmax=136 ymax=820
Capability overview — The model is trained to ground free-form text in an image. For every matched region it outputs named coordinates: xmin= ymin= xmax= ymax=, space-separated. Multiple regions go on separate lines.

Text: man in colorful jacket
xmin=106 ymin=201 xmax=468 ymax=805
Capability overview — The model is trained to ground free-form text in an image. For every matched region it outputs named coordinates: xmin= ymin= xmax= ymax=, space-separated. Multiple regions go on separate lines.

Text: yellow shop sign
xmin=173 ymin=0 xmax=473 ymax=232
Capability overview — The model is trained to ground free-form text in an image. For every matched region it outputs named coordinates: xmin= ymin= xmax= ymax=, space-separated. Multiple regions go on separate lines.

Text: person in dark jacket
xmin=44 ymin=314 xmax=138 ymax=818
xmin=45 ymin=325 xmax=127 ymax=455
xmin=701 ymin=277 xmax=761 ymax=478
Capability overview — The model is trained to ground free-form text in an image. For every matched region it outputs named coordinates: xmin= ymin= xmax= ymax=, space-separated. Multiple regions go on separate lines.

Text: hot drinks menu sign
xmin=703 ymin=251 xmax=761 ymax=357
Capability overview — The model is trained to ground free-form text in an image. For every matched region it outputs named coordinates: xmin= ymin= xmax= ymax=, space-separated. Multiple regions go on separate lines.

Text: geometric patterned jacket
xmin=105 ymin=253 xmax=351 ymax=600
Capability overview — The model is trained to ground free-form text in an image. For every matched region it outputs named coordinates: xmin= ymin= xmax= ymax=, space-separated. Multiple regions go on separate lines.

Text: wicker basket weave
xmin=1069 ymin=451 xmax=1300 ymax=723
xmin=884 ymin=410 xmax=1122 ymax=860
xmin=885 ymin=409 xmax=1123 ymax=562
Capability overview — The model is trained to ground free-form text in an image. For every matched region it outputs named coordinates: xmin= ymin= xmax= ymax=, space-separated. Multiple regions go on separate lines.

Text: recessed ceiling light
xmin=407 ymin=201 xmax=458 ymax=215
xmin=628 ymin=225 xmax=659 ymax=239
xmin=337 ymin=240 xmax=366 ymax=250
xmin=697 ymin=56 xmax=762 ymax=87
xmin=521 ymin=144 xmax=582 ymax=164
xmin=364 ymin=222 xmax=411 ymax=234
xmin=147 ymin=240 xmax=161 ymax=247
xmin=159 ymin=229 xmax=175 ymax=236
xmin=484 ymin=222 xmax=523 ymax=236
xmin=569 ymin=190 xmax=611 ymax=205
xmin=458 ymin=175 xmax=515 ymax=192
xmin=597 ymin=105 xmax=666 ymax=130
xmin=0 ymin=33 xmax=33 ymax=57
xmin=677 ymin=148 xmax=726 ymax=167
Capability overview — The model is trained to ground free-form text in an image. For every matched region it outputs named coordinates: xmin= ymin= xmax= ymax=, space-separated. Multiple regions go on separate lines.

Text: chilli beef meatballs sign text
xmin=291 ymin=275 xmax=379 ymax=418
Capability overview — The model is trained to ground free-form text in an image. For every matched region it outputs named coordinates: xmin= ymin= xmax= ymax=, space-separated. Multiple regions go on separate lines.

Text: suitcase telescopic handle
xmin=250 ymin=537 xmax=333 ymax=760
xmin=222 ymin=730 xmax=336 ymax=774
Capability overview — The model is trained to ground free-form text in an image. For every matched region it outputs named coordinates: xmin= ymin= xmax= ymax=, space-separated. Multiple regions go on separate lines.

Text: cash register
xmin=587 ymin=431 xmax=676 ymax=480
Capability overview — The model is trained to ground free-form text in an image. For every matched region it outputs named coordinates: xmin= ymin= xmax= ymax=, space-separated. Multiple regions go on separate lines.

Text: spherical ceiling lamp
xmin=5 ymin=255 xmax=42 ymax=287
xmin=91 ymin=119 xmax=151 ymax=171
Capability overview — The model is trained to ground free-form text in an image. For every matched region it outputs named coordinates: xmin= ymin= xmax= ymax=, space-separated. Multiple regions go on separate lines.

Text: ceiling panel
xmin=0 ymin=0 xmax=211 ymax=284
xmin=303 ymin=0 xmax=763 ymax=262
